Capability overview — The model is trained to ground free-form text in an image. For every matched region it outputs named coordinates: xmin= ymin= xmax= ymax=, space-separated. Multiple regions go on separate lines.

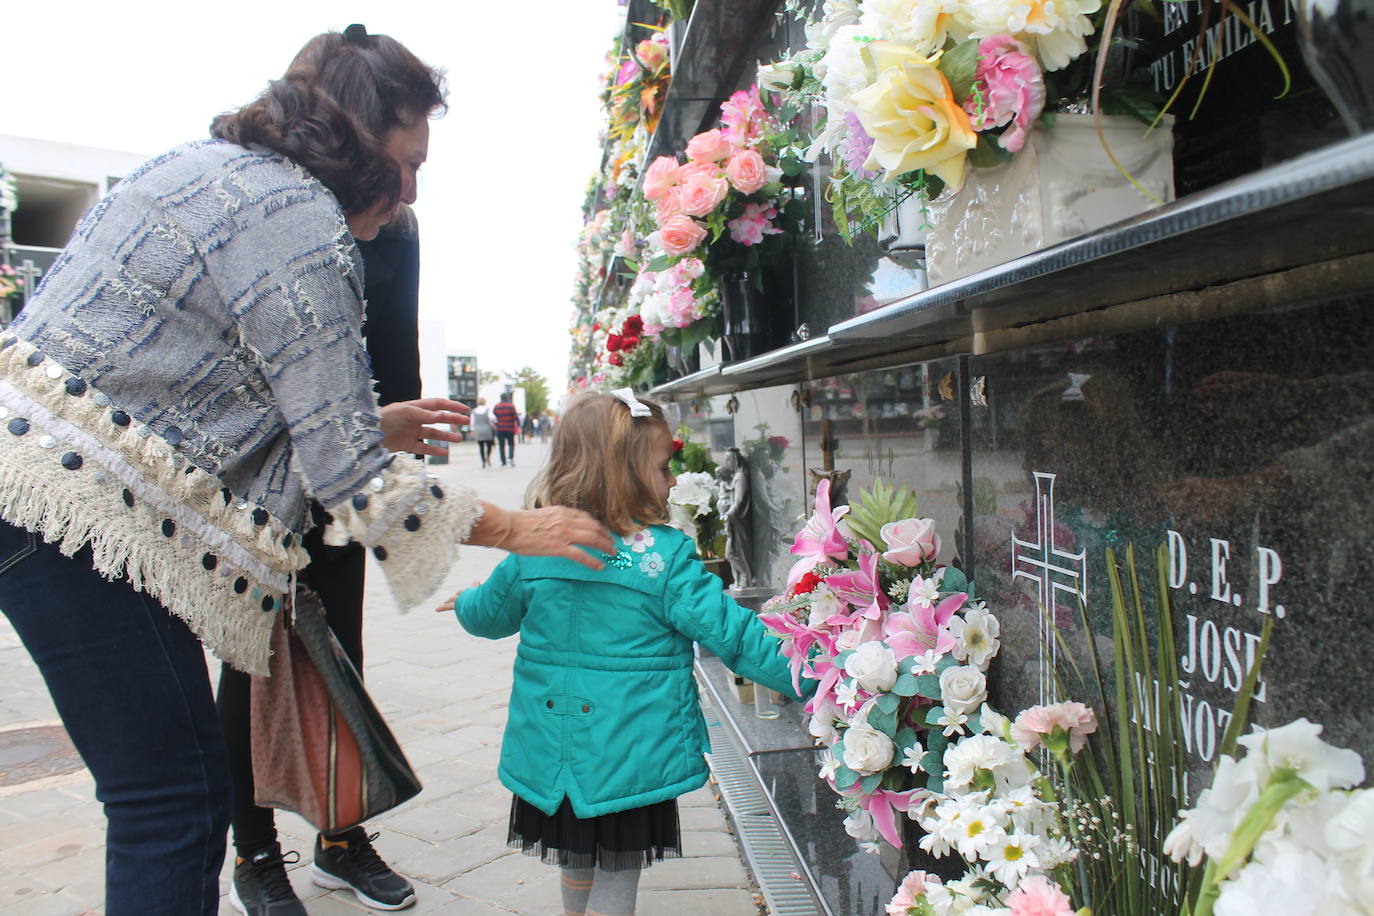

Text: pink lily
xmin=802 ymin=656 xmax=846 ymax=714
xmin=885 ymin=592 xmax=966 ymax=658
xmin=823 ymin=543 xmax=888 ymax=611
xmin=759 ymin=612 xmax=837 ymax=695
xmin=842 ymin=786 xmax=924 ymax=848
xmin=786 ymin=478 xmax=850 ymax=589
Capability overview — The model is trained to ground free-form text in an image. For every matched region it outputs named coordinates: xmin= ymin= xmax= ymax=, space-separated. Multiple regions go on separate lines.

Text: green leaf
xmin=926 ymin=729 xmax=949 ymax=758
xmin=896 ymin=727 xmax=919 ymax=750
xmin=940 ymin=567 xmax=969 ymax=593
xmin=646 ymin=254 xmax=674 ymax=272
xmin=968 ymin=133 xmax=1013 ymax=169
xmin=935 ymin=655 xmax=959 ymax=673
xmin=779 ymin=153 xmax=806 ymax=177
xmin=860 ymin=772 xmax=884 ymax=794
xmin=876 ymin=692 xmax=900 ymax=715
xmin=915 ymin=674 xmax=942 ymax=699
xmin=871 ymin=708 xmax=899 ymax=738
xmin=920 ymin=750 xmax=943 ymax=778
xmin=834 ymin=763 xmax=860 ymax=790
xmin=965 ymin=713 xmax=982 ymax=734
xmin=926 ymin=772 xmax=944 ymax=794
xmin=924 ymin=705 xmax=946 ymax=726
xmin=939 ymin=40 xmax=981 ymax=103
xmin=892 ymin=674 xmax=920 ymax=697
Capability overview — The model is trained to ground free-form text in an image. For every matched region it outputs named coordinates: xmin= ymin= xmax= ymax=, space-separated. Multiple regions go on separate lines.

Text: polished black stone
xmin=64 ymin=378 xmax=86 ymax=396
xmin=7 ymin=418 xmax=28 ymax=436
xmin=352 ymin=492 xmax=369 ymax=511
xmin=161 ymin=519 xmax=176 ymax=537
xmin=281 ymin=533 xmax=293 ymax=548
xmin=430 ymin=484 xmax=444 ymax=499
xmin=25 ymin=352 xmax=43 ymax=367
xmin=251 ymin=508 xmax=268 ymax=526
xmin=164 ymin=425 xmax=183 ymax=446
xmin=60 ymin=452 xmax=82 ymax=471
xmin=403 ymin=515 xmax=420 ymax=532
xmin=261 ymin=596 xmax=275 ymax=612
xmin=373 ymin=546 xmax=387 ymax=561
xmin=234 ymin=577 xmax=248 ymax=594
xmin=111 ymin=410 xmax=131 ymax=427
xmin=122 ymin=489 xmax=134 ymax=508
xmin=202 ymin=553 xmax=217 ymax=571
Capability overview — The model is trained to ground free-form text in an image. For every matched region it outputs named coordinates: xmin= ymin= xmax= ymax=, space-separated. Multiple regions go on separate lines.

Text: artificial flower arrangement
xmin=0 ymin=265 xmax=22 ymax=302
xmin=1165 ymin=718 xmax=1371 ymax=916
xmin=759 ymin=0 xmax=1167 ymax=238
xmin=627 ymin=84 xmax=809 ymax=357
xmin=665 ymin=428 xmax=725 ymax=559
xmin=759 ymin=476 xmax=1003 ymax=849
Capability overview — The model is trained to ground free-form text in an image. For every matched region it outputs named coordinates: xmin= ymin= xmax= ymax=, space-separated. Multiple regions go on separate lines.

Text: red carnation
xmin=791 ymin=571 xmax=824 ymax=596
xmin=623 ymin=314 xmax=644 ymax=336
xmin=621 ymin=335 xmax=640 ymax=352
xmin=606 ymin=333 xmax=623 ymax=352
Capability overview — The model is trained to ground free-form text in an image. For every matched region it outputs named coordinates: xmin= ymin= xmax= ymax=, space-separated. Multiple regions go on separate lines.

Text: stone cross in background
xmin=15 ymin=259 xmax=42 ymax=307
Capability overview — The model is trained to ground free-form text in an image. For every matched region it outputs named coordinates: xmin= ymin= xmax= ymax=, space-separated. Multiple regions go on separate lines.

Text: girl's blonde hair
xmin=527 ymin=392 xmax=671 ymax=536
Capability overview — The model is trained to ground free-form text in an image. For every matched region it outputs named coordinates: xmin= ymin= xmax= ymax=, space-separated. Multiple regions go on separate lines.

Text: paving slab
xmin=0 ymin=439 xmax=769 ymax=915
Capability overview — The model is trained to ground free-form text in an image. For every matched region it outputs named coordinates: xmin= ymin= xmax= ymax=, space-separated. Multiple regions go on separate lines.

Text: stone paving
xmin=0 ymin=438 xmax=765 ymax=915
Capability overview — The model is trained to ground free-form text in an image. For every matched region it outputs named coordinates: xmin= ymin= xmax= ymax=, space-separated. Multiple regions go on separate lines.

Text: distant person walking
xmin=492 ymin=392 xmax=519 ymax=467
xmin=471 ymin=397 xmax=495 ymax=468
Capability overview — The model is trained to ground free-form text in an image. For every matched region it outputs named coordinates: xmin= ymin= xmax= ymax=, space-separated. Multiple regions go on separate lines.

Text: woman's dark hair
xmin=210 ymin=26 xmax=447 ymax=215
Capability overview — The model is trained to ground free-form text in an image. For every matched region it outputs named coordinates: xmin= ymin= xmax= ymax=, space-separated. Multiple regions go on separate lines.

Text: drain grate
xmin=706 ymin=716 xmax=824 ymax=916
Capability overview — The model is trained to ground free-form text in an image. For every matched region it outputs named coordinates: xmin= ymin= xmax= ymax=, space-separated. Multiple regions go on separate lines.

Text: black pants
xmin=215 ymin=516 xmax=365 ymax=855
xmin=478 ymin=439 xmax=494 ymax=466
xmin=497 ymin=431 xmax=516 ymax=465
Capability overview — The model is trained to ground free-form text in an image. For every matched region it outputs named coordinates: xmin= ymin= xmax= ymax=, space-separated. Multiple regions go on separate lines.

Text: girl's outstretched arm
xmin=453 ymin=555 xmax=528 ymax=639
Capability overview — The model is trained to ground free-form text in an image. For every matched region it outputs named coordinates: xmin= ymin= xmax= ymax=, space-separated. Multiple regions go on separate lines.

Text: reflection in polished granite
xmin=968 ymin=293 xmax=1374 ymax=793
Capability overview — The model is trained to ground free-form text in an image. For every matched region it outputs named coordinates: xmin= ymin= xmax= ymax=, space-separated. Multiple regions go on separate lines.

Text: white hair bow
xmin=611 ymin=388 xmax=652 ymax=417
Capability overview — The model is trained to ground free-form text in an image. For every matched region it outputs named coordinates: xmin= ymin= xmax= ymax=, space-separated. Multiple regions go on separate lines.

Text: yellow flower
xmin=849 ymin=41 xmax=978 ymax=190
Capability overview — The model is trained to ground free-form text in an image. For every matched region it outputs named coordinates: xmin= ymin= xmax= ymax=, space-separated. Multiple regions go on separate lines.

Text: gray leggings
xmin=560 ymin=865 xmax=641 ymax=916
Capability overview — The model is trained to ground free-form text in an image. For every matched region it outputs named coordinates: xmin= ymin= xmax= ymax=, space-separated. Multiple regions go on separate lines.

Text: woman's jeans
xmin=0 ymin=519 xmax=230 ymax=915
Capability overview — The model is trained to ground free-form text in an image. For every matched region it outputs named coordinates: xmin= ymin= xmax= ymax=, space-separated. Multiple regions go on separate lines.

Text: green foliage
xmin=510 ymin=366 xmax=551 ymax=418
xmin=938 ymin=40 xmax=981 ymax=101
xmin=844 ymin=478 xmax=920 ymax=550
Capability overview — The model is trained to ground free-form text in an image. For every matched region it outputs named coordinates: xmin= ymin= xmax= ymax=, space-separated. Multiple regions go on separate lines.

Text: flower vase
xmin=666 ymin=342 xmax=700 ymax=378
xmin=720 ymin=271 xmax=766 ymax=363
xmin=1296 ymin=0 xmax=1374 ymax=135
xmin=877 ymin=194 xmax=929 ymax=254
xmin=925 ymin=114 xmax=1175 ymax=285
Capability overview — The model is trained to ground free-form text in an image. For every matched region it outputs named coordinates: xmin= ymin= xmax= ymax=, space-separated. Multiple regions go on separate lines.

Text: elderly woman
xmin=0 ymin=26 xmax=611 ymax=916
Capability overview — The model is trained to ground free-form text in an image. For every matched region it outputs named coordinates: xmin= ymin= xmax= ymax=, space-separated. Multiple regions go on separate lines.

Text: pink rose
xmin=725 ymin=148 xmax=769 ymax=194
xmin=879 ymin=518 xmax=941 ymax=566
xmin=655 ymin=188 xmax=685 ymax=225
xmin=643 ymin=156 xmax=683 ymax=201
xmin=678 ymin=173 xmax=730 ymax=217
xmin=966 ymin=36 xmax=1046 ymax=154
xmin=1007 ymin=875 xmax=1075 ymax=916
xmin=685 ymin=128 xmax=734 ymax=162
xmin=651 ymin=215 xmax=707 ymax=256
xmin=678 ymin=160 xmax=724 ymax=183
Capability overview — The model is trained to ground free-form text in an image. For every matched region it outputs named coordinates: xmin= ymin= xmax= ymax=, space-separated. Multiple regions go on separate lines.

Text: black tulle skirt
xmin=507 ymin=795 xmax=682 ymax=871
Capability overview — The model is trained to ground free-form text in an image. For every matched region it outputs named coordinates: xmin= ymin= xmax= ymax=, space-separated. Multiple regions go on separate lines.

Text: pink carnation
xmin=664 ymin=286 xmax=701 ymax=327
xmin=686 ymin=128 xmax=734 ymax=162
xmin=1007 ymin=876 xmax=1075 ymax=916
xmin=886 ymin=870 xmax=941 ymax=915
xmin=643 ymin=156 xmax=683 ymax=201
xmin=966 ymin=36 xmax=1045 ymax=154
xmin=727 ymin=202 xmax=782 ymax=246
xmin=1011 ymin=702 xmax=1098 ymax=755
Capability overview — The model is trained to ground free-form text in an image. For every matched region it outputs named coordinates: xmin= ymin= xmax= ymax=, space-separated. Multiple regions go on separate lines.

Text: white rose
xmin=844 ymin=641 xmax=899 ymax=693
xmin=842 ymin=722 xmax=896 ymax=775
xmin=843 ymin=808 xmax=880 ymax=842
xmin=939 ymin=665 xmax=988 ymax=716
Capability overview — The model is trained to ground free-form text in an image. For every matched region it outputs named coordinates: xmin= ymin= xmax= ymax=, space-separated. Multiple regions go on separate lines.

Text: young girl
xmin=448 ymin=390 xmax=805 ymax=916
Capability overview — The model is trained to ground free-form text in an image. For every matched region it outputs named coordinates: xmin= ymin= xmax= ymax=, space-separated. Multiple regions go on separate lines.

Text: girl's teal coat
xmin=456 ymin=524 xmax=804 ymax=818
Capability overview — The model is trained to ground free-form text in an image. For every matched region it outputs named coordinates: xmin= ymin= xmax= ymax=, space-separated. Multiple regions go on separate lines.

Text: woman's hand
xmin=471 ymin=503 xmax=615 ymax=569
xmin=380 ymin=398 xmax=471 ymax=457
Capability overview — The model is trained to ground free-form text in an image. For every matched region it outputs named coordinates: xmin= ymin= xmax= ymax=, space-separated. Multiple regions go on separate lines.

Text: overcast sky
xmin=7 ymin=1 xmax=624 ymax=391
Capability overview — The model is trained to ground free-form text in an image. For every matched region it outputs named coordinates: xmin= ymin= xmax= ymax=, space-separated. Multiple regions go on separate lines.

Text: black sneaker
xmin=230 ymin=843 xmax=306 ymax=915
xmin=311 ymin=828 xmax=416 ymax=910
